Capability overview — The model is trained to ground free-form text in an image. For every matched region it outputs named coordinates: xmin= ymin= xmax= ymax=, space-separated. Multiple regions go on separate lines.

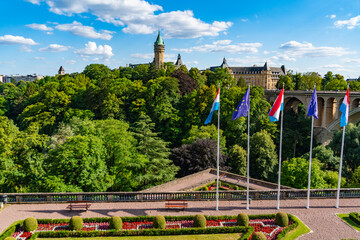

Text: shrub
xmin=237 ymin=213 xmax=249 ymax=227
xmin=69 ymin=216 xmax=83 ymax=230
xmin=4 ymin=237 xmax=16 ymax=240
xmin=109 ymin=216 xmax=122 ymax=230
xmin=153 ymin=215 xmax=166 ymax=229
xmin=23 ymin=217 xmax=38 ymax=232
xmin=251 ymin=232 xmax=267 ymax=240
xmin=193 ymin=214 xmax=206 ymax=228
xmin=275 ymin=212 xmax=289 ymax=227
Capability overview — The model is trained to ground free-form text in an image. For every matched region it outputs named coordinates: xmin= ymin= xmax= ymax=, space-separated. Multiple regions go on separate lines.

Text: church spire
xmin=154 ymin=31 xmax=164 ymax=45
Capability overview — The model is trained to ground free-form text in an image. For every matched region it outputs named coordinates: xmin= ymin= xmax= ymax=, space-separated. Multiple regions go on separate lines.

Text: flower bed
xmin=0 ymin=214 xmax=300 ymax=240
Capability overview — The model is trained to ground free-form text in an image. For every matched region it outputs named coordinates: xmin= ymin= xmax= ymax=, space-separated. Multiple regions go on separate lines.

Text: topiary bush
xmin=193 ymin=214 xmax=206 ymax=228
xmin=69 ymin=216 xmax=83 ymax=230
xmin=109 ymin=216 xmax=122 ymax=230
xmin=275 ymin=212 xmax=289 ymax=227
xmin=4 ymin=237 xmax=16 ymax=240
xmin=237 ymin=213 xmax=249 ymax=227
xmin=251 ymin=232 xmax=267 ymax=240
xmin=23 ymin=217 xmax=38 ymax=232
xmin=153 ymin=215 xmax=166 ymax=229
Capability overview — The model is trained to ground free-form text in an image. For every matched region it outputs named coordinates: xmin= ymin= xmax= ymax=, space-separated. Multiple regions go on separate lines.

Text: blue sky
xmin=1 ymin=0 xmax=360 ymax=78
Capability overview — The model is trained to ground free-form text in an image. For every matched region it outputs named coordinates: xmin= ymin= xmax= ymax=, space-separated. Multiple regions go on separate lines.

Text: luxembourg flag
xmin=268 ymin=88 xmax=284 ymax=122
xmin=340 ymin=88 xmax=350 ymax=127
xmin=204 ymin=88 xmax=220 ymax=125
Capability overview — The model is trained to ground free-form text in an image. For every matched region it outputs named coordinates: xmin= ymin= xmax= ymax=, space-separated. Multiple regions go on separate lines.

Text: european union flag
xmin=307 ymin=87 xmax=318 ymax=119
xmin=232 ymin=87 xmax=250 ymax=121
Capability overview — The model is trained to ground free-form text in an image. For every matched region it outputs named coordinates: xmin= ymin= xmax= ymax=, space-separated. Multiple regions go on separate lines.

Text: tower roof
xmin=154 ymin=31 xmax=164 ymax=45
xmin=220 ymin=57 xmax=229 ymax=68
xmin=59 ymin=66 xmax=64 ymax=72
xmin=175 ymin=53 xmax=184 ymax=67
xmin=264 ymin=62 xmax=270 ymax=71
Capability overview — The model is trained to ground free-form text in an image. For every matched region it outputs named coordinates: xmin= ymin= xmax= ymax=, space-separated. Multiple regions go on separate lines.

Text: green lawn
xmin=280 ymin=215 xmax=311 ymax=240
xmin=42 ymin=233 xmax=245 ymax=240
xmin=337 ymin=213 xmax=360 ymax=231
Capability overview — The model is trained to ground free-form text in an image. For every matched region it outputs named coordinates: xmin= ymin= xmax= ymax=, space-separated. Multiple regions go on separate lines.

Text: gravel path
xmin=1 ymin=198 xmax=359 ymax=239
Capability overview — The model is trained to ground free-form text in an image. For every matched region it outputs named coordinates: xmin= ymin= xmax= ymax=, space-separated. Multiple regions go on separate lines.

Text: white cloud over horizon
xmin=0 ymin=35 xmax=37 ymax=45
xmin=172 ymin=40 xmax=262 ymax=53
xmin=39 ymin=44 xmax=70 ymax=52
xmin=27 ymin=0 xmax=232 ymax=39
xmin=55 ymin=21 xmax=114 ymax=40
xmin=334 ymin=15 xmax=360 ymax=29
xmin=279 ymin=41 xmax=354 ymax=58
xmin=26 ymin=23 xmax=53 ymax=31
xmin=75 ymin=41 xmax=114 ymax=59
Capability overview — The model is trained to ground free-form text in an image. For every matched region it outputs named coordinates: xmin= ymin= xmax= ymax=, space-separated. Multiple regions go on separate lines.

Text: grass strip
xmin=337 ymin=213 xmax=360 ymax=231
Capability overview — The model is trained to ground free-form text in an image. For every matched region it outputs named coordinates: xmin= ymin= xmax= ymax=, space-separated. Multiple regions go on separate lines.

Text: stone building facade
xmin=210 ymin=58 xmax=287 ymax=90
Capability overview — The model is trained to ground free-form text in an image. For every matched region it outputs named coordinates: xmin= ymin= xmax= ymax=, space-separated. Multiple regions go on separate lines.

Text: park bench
xmin=165 ymin=199 xmax=188 ymax=211
xmin=66 ymin=200 xmax=91 ymax=211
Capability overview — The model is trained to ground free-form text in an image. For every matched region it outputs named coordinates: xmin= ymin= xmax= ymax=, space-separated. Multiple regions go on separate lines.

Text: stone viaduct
xmin=264 ymin=90 xmax=360 ymax=144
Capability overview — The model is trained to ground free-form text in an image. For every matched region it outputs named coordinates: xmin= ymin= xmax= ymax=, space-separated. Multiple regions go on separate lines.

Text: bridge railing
xmin=2 ymin=188 xmax=360 ymax=204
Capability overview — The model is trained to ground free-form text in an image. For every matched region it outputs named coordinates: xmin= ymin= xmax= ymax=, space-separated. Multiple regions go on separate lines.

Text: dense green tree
xmin=323 ymin=71 xmax=334 ymax=90
xmin=250 ymin=130 xmax=278 ymax=181
xmin=131 ymin=114 xmax=178 ymax=188
xmin=182 ymin=125 xmax=226 ymax=149
xmin=281 ymin=158 xmax=327 ymax=189
xmin=228 ymin=144 xmax=247 ymax=176
xmin=302 ymin=145 xmax=339 ymax=171
xmin=300 ymin=72 xmax=322 ymax=90
xmin=237 ymin=76 xmax=246 ymax=88
xmin=276 ymin=75 xmax=294 ymax=90
xmin=329 ymin=123 xmax=360 ymax=175
xmin=349 ymin=81 xmax=360 ymax=91
xmin=207 ymin=68 xmax=235 ymax=88
xmin=171 ymin=69 xmax=198 ymax=95
xmin=171 ymin=138 xmax=228 ymax=177
xmin=325 ymin=74 xmax=347 ymax=90
xmin=189 ymin=67 xmax=207 ymax=88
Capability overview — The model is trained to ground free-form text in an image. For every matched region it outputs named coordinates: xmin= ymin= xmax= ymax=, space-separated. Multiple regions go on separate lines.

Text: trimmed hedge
xmin=193 ymin=214 xmax=206 ymax=228
xmin=275 ymin=212 xmax=289 ymax=227
xmin=276 ymin=214 xmax=299 ymax=239
xmin=69 ymin=216 xmax=83 ymax=231
xmin=0 ymin=221 xmax=23 ymax=240
xmin=37 ymin=226 xmax=253 ymax=238
xmin=349 ymin=212 xmax=360 ymax=226
xmin=251 ymin=232 xmax=267 ymax=240
xmin=23 ymin=217 xmax=38 ymax=232
xmin=109 ymin=216 xmax=122 ymax=230
xmin=237 ymin=213 xmax=249 ymax=227
xmin=153 ymin=215 xmax=166 ymax=229
xmin=4 ymin=237 xmax=15 ymax=240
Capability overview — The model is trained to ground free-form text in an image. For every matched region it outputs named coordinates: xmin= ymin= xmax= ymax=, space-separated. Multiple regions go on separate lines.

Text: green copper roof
xmin=154 ymin=31 xmax=164 ymax=45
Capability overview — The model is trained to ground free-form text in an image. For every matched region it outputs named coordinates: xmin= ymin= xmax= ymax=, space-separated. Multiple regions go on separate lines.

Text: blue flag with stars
xmin=307 ymin=87 xmax=318 ymax=119
xmin=232 ymin=87 xmax=250 ymax=121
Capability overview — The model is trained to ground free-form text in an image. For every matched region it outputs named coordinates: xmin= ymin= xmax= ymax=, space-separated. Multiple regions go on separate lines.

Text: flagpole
xmin=336 ymin=125 xmax=346 ymax=208
xmin=306 ymin=117 xmax=314 ymax=209
xmin=277 ymin=88 xmax=284 ymax=210
xmin=246 ymin=86 xmax=250 ymax=210
xmin=216 ymin=83 xmax=220 ymax=211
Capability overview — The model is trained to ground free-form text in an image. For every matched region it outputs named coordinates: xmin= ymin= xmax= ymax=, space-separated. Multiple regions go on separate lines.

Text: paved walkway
xmin=1 ymin=198 xmax=360 ymax=239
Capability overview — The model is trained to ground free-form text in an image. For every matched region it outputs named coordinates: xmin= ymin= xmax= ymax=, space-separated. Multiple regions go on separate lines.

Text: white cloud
xmin=271 ymin=53 xmax=296 ymax=61
xmin=279 ymin=41 xmax=353 ymax=57
xmin=55 ymin=21 xmax=114 ymax=40
xmin=26 ymin=23 xmax=53 ymax=31
xmin=66 ymin=60 xmax=77 ymax=65
xmin=20 ymin=45 xmax=33 ymax=52
xmin=241 ymin=19 xmax=248 ymax=22
xmin=172 ymin=40 xmax=262 ymax=54
xmin=326 ymin=14 xmax=336 ymax=19
xmin=212 ymin=40 xmax=232 ymax=45
xmin=227 ymin=56 xmax=276 ymax=66
xmin=342 ymin=58 xmax=360 ymax=64
xmin=39 ymin=44 xmax=70 ymax=52
xmin=0 ymin=35 xmax=37 ymax=45
xmin=334 ymin=15 xmax=360 ymax=29
xmin=28 ymin=0 xmax=232 ymax=39
xmin=34 ymin=56 xmax=45 ymax=60
xmin=131 ymin=53 xmax=175 ymax=61
xmin=75 ymin=41 xmax=114 ymax=59
xmin=25 ymin=0 xmax=41 ymax=4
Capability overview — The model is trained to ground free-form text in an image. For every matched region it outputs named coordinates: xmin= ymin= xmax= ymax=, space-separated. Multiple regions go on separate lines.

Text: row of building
xmin=1 ymin=32 xmax=288 ymax=90
xmin=130 ymin=31 xmax=287 ymax=90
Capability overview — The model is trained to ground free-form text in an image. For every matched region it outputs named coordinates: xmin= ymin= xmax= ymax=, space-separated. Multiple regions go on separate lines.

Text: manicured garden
xmin=195 ymin=181 xmax=246 ymax=191
xmin=337 ymin=212 xmax=360 ymax=231
xmin=0 ymin=212 xmax=308 ymax=240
